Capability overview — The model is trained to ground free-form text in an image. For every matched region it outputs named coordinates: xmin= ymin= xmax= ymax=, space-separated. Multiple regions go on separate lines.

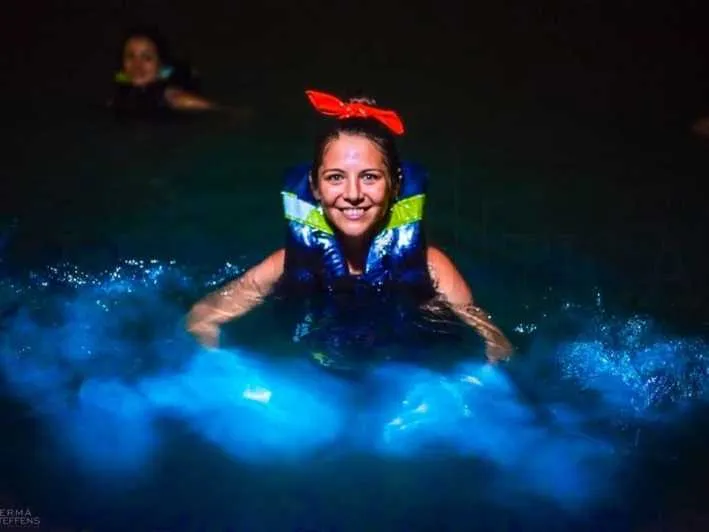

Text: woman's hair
xmin=310 ymin=94 xmax=403 ymax=187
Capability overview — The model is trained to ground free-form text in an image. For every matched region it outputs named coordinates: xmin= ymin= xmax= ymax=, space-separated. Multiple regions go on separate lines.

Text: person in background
xmin=109 ymin=26 xmax=229 ymax=121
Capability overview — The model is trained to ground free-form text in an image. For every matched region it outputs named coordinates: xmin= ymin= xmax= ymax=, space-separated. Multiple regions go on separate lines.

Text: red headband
xmin=305 ymin=90 xmax=405 ymax=135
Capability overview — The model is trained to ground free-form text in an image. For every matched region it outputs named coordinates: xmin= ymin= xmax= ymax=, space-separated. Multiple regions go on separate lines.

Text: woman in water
xmin=187 ymin=90 xmax=513 ymax=364
xmin=109 ymin=27 xmax=220 ymax=119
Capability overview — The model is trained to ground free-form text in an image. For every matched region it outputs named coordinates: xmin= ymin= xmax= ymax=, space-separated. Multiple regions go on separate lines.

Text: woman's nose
xmin=343 ymin=177 xmax=363 ymax=203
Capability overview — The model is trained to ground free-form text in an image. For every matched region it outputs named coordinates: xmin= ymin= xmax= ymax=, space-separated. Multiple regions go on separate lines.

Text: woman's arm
xmin=186 ymin=249 xmax=285 ymax=347
xmin=427 ymin=246 xmax=514 ymax=363
xmin=165 ymin=87 xmax=218 ymax=111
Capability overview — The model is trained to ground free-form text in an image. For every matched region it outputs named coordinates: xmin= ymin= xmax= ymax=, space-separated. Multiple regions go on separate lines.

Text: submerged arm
xmin=186 ymin=249 xmax=285 ymax=347
xmin=427 ymin=247 xmax=514 ymax=363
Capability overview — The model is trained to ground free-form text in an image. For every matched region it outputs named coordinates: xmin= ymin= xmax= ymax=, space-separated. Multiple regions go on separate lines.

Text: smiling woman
xmin=187 ymin=90 xmax=513 ymax=366
xmin=310 ymin=117 xmax=400 ymax=273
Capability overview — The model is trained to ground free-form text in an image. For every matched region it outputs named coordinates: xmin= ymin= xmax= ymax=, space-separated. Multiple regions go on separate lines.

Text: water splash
xmin=0 ymin=259 xmax=707 ymax=510
xmin=558 ymin=315 xmax=709 ymax=421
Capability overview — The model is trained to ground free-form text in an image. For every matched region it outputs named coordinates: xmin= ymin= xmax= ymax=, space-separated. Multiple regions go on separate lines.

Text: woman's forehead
xmin=321 ymin=134 xmax=386 ymax=167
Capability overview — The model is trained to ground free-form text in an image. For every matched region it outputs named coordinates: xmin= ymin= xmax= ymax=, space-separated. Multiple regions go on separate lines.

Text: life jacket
xmin=109 ymin=65 xmax=199 ymax=122
xmin=276 ymin=162 xmax=462 ymax=369
xmin=114 ymin=66 xmax=175 ymax=85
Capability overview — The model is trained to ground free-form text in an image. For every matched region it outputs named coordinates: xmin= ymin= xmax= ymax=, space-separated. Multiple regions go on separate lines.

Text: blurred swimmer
xmin=109 ymin=26 xmax=248 ymax=121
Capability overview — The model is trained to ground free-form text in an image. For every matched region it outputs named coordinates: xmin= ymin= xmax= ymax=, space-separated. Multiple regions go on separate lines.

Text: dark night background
xmin=2 ymin=0 xmax=709 ymax=530
xmin=3 ymin=0 xmax=708 ymax=319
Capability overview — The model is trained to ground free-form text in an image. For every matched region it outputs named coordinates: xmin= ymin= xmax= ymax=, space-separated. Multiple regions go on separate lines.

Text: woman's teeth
xmin=341 ymin=208 xmax=365 ymax=220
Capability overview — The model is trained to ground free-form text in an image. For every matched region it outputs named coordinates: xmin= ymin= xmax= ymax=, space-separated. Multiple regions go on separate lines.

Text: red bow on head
xmin=305 ymin=90 xmax=405 ymax=135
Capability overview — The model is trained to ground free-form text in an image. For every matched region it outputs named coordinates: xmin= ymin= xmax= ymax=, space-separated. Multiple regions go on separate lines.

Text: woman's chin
xmin=130 ymin=77 xmax=157 ymax=87
xmin=333 ymin=221 xmax=374 ymax=239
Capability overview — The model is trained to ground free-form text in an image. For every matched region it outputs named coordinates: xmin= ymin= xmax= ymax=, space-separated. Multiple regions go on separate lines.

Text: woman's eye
xmin=325 ymin=174 xmax=344 ymax=182
xmin=362 ymin=173 xmax=379 ymax=182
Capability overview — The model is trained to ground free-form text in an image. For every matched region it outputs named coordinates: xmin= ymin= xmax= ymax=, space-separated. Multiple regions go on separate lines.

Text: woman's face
xmin=313 ymin=133 xmax=395 ymax=240
xmin=122 ymin=36 xmax=161 ymax=86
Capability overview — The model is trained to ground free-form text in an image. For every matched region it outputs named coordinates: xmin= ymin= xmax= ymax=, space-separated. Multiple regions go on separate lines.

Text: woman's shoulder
xmin=426 ymin=246 xmax=455 ymax=271
xmin=425 ymin=246 xmax=471 ymax=299
xmin=268 ymin=248 xmax=286 ymax=264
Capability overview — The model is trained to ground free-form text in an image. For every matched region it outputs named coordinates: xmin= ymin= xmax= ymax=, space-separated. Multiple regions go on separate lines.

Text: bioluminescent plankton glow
xmin=1 ymin=259 xmax=707 ymax=510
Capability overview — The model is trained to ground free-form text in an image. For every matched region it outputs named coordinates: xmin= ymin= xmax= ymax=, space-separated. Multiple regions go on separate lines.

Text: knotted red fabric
xmin=305 ymin=90 xmax=405 ymax=135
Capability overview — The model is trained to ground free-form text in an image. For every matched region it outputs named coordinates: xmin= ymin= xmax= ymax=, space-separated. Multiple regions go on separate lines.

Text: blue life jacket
xmin=280 ymin=161 xmax=432 ymax=297
xmin=277 ymin=163 xmax=461 ymax=367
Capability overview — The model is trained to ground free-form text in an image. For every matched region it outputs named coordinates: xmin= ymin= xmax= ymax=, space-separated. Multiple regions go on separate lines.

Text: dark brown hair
xmin=310 ymin=96 xmax=403 ymax=188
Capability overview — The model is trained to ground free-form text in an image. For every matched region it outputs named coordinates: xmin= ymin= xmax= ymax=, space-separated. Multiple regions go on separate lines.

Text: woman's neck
xmin=341 ymin=237 xmax=371 ymax=275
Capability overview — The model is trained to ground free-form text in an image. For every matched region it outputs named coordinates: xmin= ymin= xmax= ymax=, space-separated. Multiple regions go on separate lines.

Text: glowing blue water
xmin=1 ymin=258 xmax=707 ymax=518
